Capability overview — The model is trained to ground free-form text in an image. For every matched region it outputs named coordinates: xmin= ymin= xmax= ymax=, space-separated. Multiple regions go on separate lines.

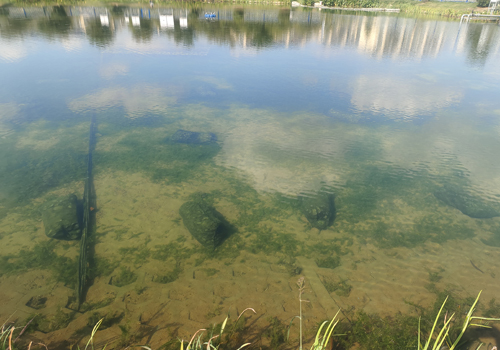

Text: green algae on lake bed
xmin=434 ymin=184 xmax=500 ymax=219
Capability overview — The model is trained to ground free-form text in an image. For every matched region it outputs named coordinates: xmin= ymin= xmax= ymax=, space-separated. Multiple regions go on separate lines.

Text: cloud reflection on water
xmin=0 ymin=40 xmax=28 ymax=62
xmin=350 ymin=74 xmax=463 ymax=119
xmin=216 ymin=104 xmax=500 ymax=200
xmin=0 ymin=103 xmax=19 ymax=137
xmin=68 ymin=86 xmax=177 ymax=118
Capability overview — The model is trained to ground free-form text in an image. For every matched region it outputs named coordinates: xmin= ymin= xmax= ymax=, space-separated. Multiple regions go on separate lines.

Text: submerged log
xmin=77 ymin=114 xmax=97 ymax=309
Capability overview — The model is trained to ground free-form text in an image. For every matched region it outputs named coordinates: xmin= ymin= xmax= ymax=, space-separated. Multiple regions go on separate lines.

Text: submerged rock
xmin=26 ymin=295 xmax=47 ymax=310
xmin=299 ymin=192 xmax=336 ymax=229
xmin=42 ymin=194 xmax=82 ymax=240
xmin=179 ymin=199 xmax=228 ymax=249
xmin=434 ymin=185 xmax=500 ymax=219
xmin=169 ymin=129 xmax=217 ymax=145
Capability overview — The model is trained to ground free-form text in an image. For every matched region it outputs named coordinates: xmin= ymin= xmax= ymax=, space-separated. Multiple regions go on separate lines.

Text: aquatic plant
xmin=1 ymin=317 xmax=35 ymax=350
xmin=315 ymin=256 xmax=340 ymax=270
xmin=322 ymin=278 xmax=352 ymax=297
xmin=264 ymin=317 xmax=287 ymax=349
xmin=94 ymin=129 xmax=221 ymax=184
xmin=152 ymin=265 xmax=182 ymax=284
xmin=309 ymin=312 xmax=341 ymax=350
xmin=111 ymin=267 xmax=137 ymax=287
xmin=181 ymin=308 xmax=256 ymax=350
xmin=288 ymin=277 xmax=342 ymax=350
xmin=82 ymin=318 xmax=108 ymax=350
xmin=0 ymin=240 xmax=77 ymax=287
xmin=297 ymin=276 xmax=307 ymax=350
xmin=484 ymin=298 xmax=500 ymax=318
xmin=32 ymin=307 xmax=75 ymax=333
xmin=418 ymin=291 xmax=500 ymax=350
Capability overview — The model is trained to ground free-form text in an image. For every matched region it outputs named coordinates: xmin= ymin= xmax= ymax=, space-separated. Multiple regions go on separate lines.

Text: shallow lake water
xmin=1 ymin=4 xmax=500 ymax=348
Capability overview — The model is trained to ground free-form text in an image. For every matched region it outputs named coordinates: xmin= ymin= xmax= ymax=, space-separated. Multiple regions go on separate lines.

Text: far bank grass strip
xmin=297 ymin=0 xmax=489 ymax=18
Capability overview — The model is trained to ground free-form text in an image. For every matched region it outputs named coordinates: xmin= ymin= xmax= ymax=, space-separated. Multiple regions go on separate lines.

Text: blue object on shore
xmin=205 ymin=13 xmax=216 ymax=18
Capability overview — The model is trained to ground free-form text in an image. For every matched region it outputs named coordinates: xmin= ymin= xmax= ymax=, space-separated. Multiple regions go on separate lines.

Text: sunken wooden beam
xmin=77 ymin=114 xmax=97 ymax=308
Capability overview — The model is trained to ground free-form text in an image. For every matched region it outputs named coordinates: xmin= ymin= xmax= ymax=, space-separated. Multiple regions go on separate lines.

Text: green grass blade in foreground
xmin=220 ymin=316 xmax=228 ymax=337
xmin=235 ymin=343 xmax=252 ymax=350
xmin=286 ymin=316 xmax=301 ymax=342
xmin=186 ymin=329 xmax=206 ymax=350
xmin=1 ymin=326 xmax=13 ymax=350
xmin=184 ymin=308 xmax=256 ymax=350
xmin=419 ymin=291 xmax=500 ymax=350
xmin=450 ymin=291 xmax=500 ymax=349
xmin=418 ymin=317 xmax=421 ymax=350
xmin=311 ymin=310 xmax=341 ymax=350
xmin=420 ymin=296 xmax=448 ymax=350
xmin=85 ymin=318 xmax=104 ymax=350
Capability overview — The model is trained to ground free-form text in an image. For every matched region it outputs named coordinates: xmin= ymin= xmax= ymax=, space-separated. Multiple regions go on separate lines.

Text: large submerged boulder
xmin=434 ymin=184 xmax=500 ymax=219
xmin=299 ymin=192 xmax=336 ymax=230
xmin=169 ymin=129 xmax=217 ymax=145
xmin=179 ymin=199 xmax=228 ymax=249
xmin=42 ymin=194 xmax=82 ymax=240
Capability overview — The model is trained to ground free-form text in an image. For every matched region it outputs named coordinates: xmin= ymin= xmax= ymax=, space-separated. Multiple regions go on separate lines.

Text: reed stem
xmin=297 ymin=276 xmax=306 ymax=350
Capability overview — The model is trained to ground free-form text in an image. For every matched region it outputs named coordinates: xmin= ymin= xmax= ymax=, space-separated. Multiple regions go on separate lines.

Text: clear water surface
xmin=1 ymin=4 xmax=500 ymax=347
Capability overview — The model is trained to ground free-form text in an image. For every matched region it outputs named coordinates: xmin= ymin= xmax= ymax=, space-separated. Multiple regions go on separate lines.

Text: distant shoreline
xmin=291 ymin=0 xmax=489 ymax=18
xmin=0 ymin=0 xmax=490 ymax=18
xmin=292 ymin=2 xmax=401 ymax=12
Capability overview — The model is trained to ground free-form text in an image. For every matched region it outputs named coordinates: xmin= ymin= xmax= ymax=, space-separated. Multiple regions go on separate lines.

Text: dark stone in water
xmin=26 ymin=295 xmax=47 ymax=310
xmin=434 ymin=185 xmax=500 ymax=219
xmin=42 ymin=194 xmax=82 ymax=240
xmin=299 ymin=192 xmax=336 ymax=230
xmin=170 ymin=129 xmax=217 ymax=144
xmin=179 ymin=198 xmax=229 ymax=249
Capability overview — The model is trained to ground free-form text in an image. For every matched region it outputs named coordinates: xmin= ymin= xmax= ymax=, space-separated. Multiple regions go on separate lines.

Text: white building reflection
xmin=1 ymin=6 xmax=499 ymax=63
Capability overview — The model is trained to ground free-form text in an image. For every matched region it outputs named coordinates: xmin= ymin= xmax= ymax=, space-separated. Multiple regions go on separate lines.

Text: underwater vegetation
xmin=331 ymin=290 xmax=497 ymax=350
xmin=321 ymin=277 xmax=352 ymax=297
xmin=434 ymin=184 xmax=500 ymax=219
xmin=152 ymin=265 xmax=182 ymax=284
xmin=327 ymin=164 xmax=481 ymax=249
xmin=29 ymin=307 xmax=76 ymax=333
xmin=0 ymin=240 xmax=77 ymax=287
xmin=264 ymin=317 xmax=287 ymax=349
xmin=87 ymin=310 xmax=124 ymax=330
xmin=481 ymin=225 xmax=500 ymax=247
xmin=338 ymin=164 xmax=419 ymax=221
xmin=166 ymin=129 xmax=218 ymax=145
xmin=0 ymin=145 xmax=87 ymax=206
xmin=355 ymin=216 xmax=475 ymax=249
xmin=0 ymin=118 xmax=91 ymax=208
xmin=315 ymin=256 xmax=341 ymax=269
xmin=6 ymin=107 xmax=500 ymax=350
xmin=94 ymin=127 xmax=221 ymax=184
xmin=110 ymin=267 xmax=137 ymax=287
